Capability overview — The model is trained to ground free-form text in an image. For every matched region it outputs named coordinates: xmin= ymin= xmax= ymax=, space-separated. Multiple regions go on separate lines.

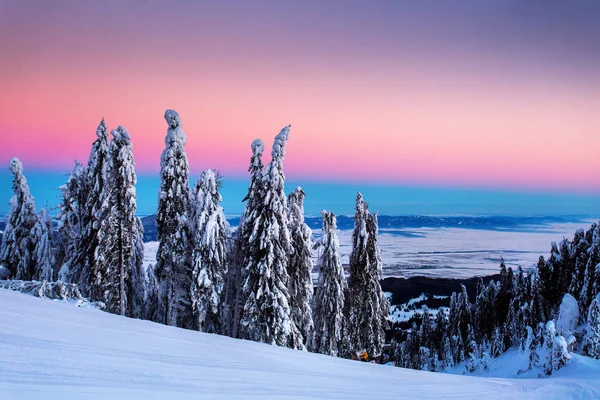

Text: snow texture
xmin=1 ymin=289 xmax=600 ymax=399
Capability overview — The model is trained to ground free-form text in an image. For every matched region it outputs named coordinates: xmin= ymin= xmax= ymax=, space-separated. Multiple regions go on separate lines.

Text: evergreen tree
xmin=569 ymin=229 xmax=589 ymax=301
xmin=543 ymin=321 xmax=556 ymax=376
xmin=223 ymin=139 xmax=264 ymax=338
xmin=584 ymin=294 xmax=600 ymax=359
xmin=312 ymin=211 xmax=347 ymax=356
xmin=130 ymin=217 xmax=146 ymax=319
xmin=190 ymin=169 xmax=230 ymax=333
xmin=77 ymin=119 xmax=110 ymax=295
xmin=55 ymin=162 xmax=86 ymax=282
xmin=0 ymin=158 xmax=38 ymax=280
xmin=155 ymin=110 xmax=194 ymax=328
xmin=346 ymin=193 xmax=389 ymax=357
xmin=94 ymin=126 xmax=138 ymax=316
xmin=144 ymin=264 xmax=160 ymax=322
xmin=287 ymin=187 xmax=314 ymax=347
xmin=581 ymin=224 xmax=600 ymax=313
xmin=32 ymin=208 xmax=55 ymax=282
xmin=240 ymin=125 xmax=302 ymax=348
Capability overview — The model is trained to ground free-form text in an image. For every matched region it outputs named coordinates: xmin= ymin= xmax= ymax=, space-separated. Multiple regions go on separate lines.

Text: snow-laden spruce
xmin=0 ymin=158 xmax=38 ymax=280
xmin=32 ymin=208 xmax=55 ymax=282
xmin=287 ymin=187 xmax=314 ymax=347
xmin=584 ymin=293 xmax=600 ymax=359
xmin=130 ymin=217 xmax=146 ymax=319
xmin=190 ymin=169 xmax=230 ymax=333
xmin=78 ymin=118 xmax=110 ymax=296
xmin=223 ymin=139 xmax=265 ymax=338
xmin=94 ymin=126 xmax=141 ymax=316
xmin=345 ymin=192 xmax=389 ymax=357
xmin=155 ymin=110 xmax=194 ymax=328
xmin=312 ymin=211 xmax=346 ymax=356
xmin=55 ymin=161 xmax=87 ymax=283
xmin=240 ymin=125 xmax=303 ymax=349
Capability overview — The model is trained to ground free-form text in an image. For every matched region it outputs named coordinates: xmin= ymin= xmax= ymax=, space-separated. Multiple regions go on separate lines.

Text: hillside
xmin=1 ymin=289 xmax=599 ymax=399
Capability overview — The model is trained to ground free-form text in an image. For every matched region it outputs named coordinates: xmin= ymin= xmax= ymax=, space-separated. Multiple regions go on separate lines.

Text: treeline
xmin=391 ymin=224 xmax=600 ymax=375
xmin=0 ymin=110 xmax=389 ymax=359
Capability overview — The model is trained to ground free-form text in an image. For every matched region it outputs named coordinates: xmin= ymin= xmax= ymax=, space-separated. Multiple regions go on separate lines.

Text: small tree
xmin=584 ymin=294 xmax=600 ymax=359
xmin=33 ymin=208 xmax=55 ymax=282
xmin=312 ymin=211 xmax=347 ymax=356
xmin=190 ymin=169 xmax=230 ymax=333
xmin=0 ymin=158 xmax=38 ymax=280
xmin=287 ymin=187 xmax=314 ymax=348
xmin=55 ymin=162 xmax=86 ymax=282
xmin=223 ymin=139 xmax=264 ymax=338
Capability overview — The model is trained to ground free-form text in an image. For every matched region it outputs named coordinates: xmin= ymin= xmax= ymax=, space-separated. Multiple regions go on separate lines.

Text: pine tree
xmin=581 ymin=225 xmax=600 ymax=313
xmin=584 ymin=294 xmax=600 ymax=359
xmin=78 ymin=118 xmax=110 ymax=296
xmin=240 ymin=125 xmax=303 ymax=349
xmin=144 ymin=264 xmax=160 ymax=322
xmin=55 ymin=162 xmax=87 ymax=282
xmin=130 ymin=217 xmax=146 ymax=319
xmin=94 ymin=126 xmax=138 ymax=316
xmin=569 ymin=229 xmax=589 ymax=301
xmin=223 ymin=139 xmax=264 ymax=338
xmin=346 ymin=193 xmax=389 ymax=358
xmin=32 ymin=208 xmax=55 ymax=282
xmin=190 ymin=169 xmax=230 ymax=333
xmin=0 ymin=158 xmax=38 ymax=280
xmin=526 ymin=325 xmax=540 ymax=370
xmin=543 ymin=321 xmax=556 ymax=375
xmin=155 ymin=110 xmax=194 ymax=328
xmin=441 ymin=335 xmax=454 ymax=370
xmin=287 ymin=187 xmax=314 ymax=347
xmin=312 ymin=211 xmax=347 ymax=356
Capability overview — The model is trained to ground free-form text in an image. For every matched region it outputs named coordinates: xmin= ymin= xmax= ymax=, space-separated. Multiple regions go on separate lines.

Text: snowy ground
xmin=1 ymin=289 xmax=599 ymax=399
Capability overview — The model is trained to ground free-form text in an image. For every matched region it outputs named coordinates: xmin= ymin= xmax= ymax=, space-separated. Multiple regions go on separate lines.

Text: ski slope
xmin=1 ymin=289 xmax=599 ymax=399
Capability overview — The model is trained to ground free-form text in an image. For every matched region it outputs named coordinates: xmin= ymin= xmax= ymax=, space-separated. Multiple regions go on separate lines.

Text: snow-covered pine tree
xmin=581 ymin=224 xmax=600 ymax=313
xmin=442 ymin=335 xmax=454 ymax=370
xmin=32 ymin=208 xmax=55 ymax=282
xmin=239 ymin=125 xmax=303 ymax=349
xmin=583 ymin=293 xmax=600 ymax=359
xmin=190 ymin=169 xmax=230 ymax=333
xmin=144 ymin=264 xmax=160 ymax=322
xmin=223 ymin=139 xmax=265 ymax=338
xmin=94 ymin=126 xmax=138 ymax=316
xmin=365 ymin=210 xmax=389 ymax=356
xmin=155 ymin=110 xmax=194 ymax=328
xmin=55 ymin=162 xmax=86 ymax=282
xmin=130 ymin=217 xmax=146 ymax=319
xmin=78 ymin=118 xmax=110 ymax=296
xmin=345 ymin=193 xmax=389 ymax=357
xmin=312 ymin=211 xmax=347 ymax=356
xmin=543 ymin=321 xmax=557 ymax=375
xmin=0 ymin=158 xmax=38 ymax=280
xmin=287 ymin=187 xmax=314 ymax=348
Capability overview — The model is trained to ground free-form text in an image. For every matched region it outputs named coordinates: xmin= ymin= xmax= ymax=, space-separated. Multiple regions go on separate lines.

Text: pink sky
xmin=0 ymin=1 xmax=599 ymax=193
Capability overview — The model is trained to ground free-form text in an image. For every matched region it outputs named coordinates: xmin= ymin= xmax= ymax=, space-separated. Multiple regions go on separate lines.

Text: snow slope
xmin=1 ymin=289 xmax=599 ymax=399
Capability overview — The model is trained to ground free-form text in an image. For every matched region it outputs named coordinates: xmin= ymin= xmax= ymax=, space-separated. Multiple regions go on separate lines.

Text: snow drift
xmin=1 ymin=289 xmax=599 ymax=399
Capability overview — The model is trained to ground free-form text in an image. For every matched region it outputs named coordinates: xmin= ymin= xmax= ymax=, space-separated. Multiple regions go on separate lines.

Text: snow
xmin=556 ymin=294 xmax=580 ymax=336
xmin=1 ymin=289 xmax=600 ymax=399
xmin=315 ymin=220 xmax=595 ymax=278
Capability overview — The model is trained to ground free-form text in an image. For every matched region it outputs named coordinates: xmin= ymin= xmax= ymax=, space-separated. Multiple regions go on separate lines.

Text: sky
xmin=0 ymin=0 xmax=599 ymax=216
